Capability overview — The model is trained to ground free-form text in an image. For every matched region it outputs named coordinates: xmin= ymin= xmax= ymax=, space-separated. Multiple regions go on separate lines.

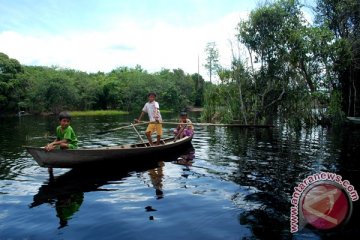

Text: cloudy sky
xmin=0 ymin=0 xmax=314 ymax=79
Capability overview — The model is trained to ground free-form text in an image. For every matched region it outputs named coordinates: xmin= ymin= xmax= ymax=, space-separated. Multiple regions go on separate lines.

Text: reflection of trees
xmin=0 ymin=117 xmax=46 ymax=179
xmin=238 ymin=192 xmax=290 ymax=239
xmin=333 ymin=127 xmax=360 ymax=234
xmin=205 ymin=126 xmax=352 ymax=238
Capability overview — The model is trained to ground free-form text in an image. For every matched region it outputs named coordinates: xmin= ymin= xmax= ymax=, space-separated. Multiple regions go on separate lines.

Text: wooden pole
xmin=147 ymin=121 xmax=274 ymax=128
xmin=174 ymin=124 xmax=187 ymax=142
xmin=97 ymin=120 xmax=273 ymax=135
xmin=97 ymin=121 xmax=149 ymax=134
xmin=131 ymin=123 xmax=146 ymax=143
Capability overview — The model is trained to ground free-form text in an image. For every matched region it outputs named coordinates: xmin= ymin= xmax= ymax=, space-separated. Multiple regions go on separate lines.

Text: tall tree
xmin=204 ymin=42 xmax=220 ymax=83
xmin=315 ymin=0 xmax=360 ymax=116
xmin=236 ymin=0 xmax=310 ymax=124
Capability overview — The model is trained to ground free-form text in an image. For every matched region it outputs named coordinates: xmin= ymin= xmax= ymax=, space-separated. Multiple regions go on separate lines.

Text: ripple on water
xmin=1 ymin=116 xmax=359 ymax=239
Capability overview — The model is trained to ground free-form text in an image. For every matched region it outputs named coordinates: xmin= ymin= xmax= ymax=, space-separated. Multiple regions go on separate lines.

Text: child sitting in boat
xmin=135 ymin=92 xmax=163 ymax=145
xmin=45 ymin=111 xmax=78 ymax=152
xmin=174 ymin=112 xmax=194 ymax=138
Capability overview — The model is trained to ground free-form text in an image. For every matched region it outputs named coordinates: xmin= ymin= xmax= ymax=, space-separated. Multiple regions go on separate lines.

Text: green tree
xmin=156 ymin=68 xmax=195 ymax=111
xmin=202 ymin=0 xmax=342 ymax=126
xmin=236 ymin=0 xmax=308 ymax=124
xmin=0 ymin=52 xmax=24 ymax=113
xmin=191 ymin=73 xmax=205 ymax=106
xmin=43 ymin=77 xmax=78 ymax=113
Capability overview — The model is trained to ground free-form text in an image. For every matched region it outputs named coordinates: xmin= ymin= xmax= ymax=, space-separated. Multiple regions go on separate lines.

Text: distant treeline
xmin=0 ymin=53 xmax=206 ymax=115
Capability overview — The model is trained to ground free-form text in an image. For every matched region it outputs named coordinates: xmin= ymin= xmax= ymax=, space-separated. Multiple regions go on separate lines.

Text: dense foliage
xmin=202 ymin=0 xmax=360 ymax=127
xmin=0 ymin=52 xmax=24 ymax=112
xmin=0 ymin=54 xmax=205 ymax=115
xmin=1 ymin=0 xmax=358 ymax=127
xmin=315 ymin=0 xmax=360 ymax=118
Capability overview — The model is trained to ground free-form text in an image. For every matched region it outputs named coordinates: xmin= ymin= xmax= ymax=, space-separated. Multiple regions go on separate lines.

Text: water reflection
xmin=201 ymin=125 xmax=360 ymax=238
xmin=28 ymin=145 xmax=195 ymax=228
xmin=2 ymin=114 xmax=360 ymax=238
xmin=173 ymin=146 xmax=195 ymax=167
xmin=171 ymin=146 xmax=196 ymax=180
xmin=148 ymin=161 xmax=165 ymax=199
xmin=29 ymin=162 xmax=158 ymax=228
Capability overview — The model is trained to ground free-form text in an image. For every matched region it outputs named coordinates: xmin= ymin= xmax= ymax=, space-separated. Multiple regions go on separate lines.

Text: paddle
xmin=131 ymin=123 xmax=146 ymax=143
xmin=174 ymin=124 xmax=188 ymax=142
xmin=143 ymin=121 xmax=273 ymax=128
xmin=97 ymin=120 xmax=272 ymax=135
xmin=97 ymin=122 xmax=149 ymax=135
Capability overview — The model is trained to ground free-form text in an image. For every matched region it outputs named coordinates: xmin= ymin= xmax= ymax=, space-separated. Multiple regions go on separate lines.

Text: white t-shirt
xmin=142 ymin=101 xmax=162 ymax=122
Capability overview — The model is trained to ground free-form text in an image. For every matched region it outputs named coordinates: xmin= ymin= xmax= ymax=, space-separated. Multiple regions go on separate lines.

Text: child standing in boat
xmin=174 ymin=112 xmax=194 ymax=138
xmin=135 ymin=92 xmax=163 ymax=145
xmin=45 ymin=111 xmax=78 ymax=151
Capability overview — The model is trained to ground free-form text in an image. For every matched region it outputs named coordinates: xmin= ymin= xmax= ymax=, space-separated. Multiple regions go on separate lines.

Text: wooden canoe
xmin=25 ymin=136 xmax=192 ymax=168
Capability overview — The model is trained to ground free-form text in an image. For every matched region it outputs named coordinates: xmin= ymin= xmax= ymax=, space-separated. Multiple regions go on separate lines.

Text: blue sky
xmin=0 ymin=0 xmax=315 ymax=77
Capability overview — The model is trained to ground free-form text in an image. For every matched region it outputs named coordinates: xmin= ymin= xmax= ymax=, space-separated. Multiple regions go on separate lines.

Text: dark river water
xmin=0 ymin=113 xmax=359 ymax=239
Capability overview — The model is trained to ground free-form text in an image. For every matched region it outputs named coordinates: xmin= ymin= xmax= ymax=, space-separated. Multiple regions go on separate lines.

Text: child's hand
xmin=134 ymin=119 xmax=140 ymax=123
xmin=45 ymin=144 xmax=55 ymax=152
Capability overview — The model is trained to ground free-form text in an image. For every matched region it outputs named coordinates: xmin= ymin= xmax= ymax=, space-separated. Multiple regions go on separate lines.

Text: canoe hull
xmin=26 ymin=136 xmax=192 ymax=168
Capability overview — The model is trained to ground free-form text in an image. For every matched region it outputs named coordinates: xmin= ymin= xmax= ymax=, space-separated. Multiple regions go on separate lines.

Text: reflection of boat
xmin=25 ymin=136 xmax=192 ymax=168
xmin=30 ymin=163 xmax=159 ymax=207
xmin=346 ymin=117 xmax=360 ymax=124
xmin=29 ymin=161 xmax=165 ymax=229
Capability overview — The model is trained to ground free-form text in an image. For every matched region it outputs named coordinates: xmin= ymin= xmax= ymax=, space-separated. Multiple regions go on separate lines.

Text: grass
xmin=159 ymin=109 xmax=173 ymax=113
xmin=70 ymin=109 xmax=173 ymax=117
xmin=70 ymin=110 xmax=129 ymax=116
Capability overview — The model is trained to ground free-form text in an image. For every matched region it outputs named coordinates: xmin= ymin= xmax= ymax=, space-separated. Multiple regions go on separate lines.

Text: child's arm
xmin=45 ymin=139 xmax=68 ymax=151
xmin=135 ymin=111 xmax=145 ymax=123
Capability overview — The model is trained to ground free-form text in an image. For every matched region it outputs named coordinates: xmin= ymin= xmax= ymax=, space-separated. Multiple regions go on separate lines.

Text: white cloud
xmin=0 ymin=11 xmax=249 ymax=80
